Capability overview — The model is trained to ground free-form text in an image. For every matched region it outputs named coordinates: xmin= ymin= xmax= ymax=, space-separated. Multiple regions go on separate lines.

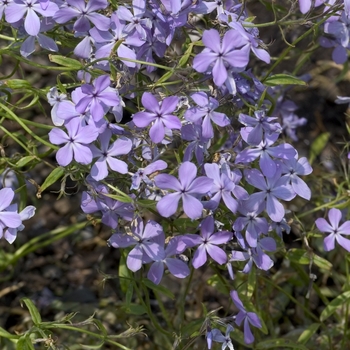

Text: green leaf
xmin=4 ymin=79 xmax=32 ymax=89
xmin=123 ymin=303 xmax=147 ymax=315
xmin=137 ymin=199 xmax=157 ymax=209
xmin=297 ymin=323 xmax=320 ymax=344
xmin=247 ymin=265 xmax=256 ymax=298
xmin=142 ymin=279 xmax=175 ymax=299
xmin=313 ymin=254 xmax=332 ymax=271
xmin=118 ymin=251 xmax=131 ymax=294
xmin=320 ymin=290 xmax=350 ymax=322
xmin=309 ymin=132 xmax=330 ymax=165
xmin=16 ymin=336 xmax=34 ymax=350
xmin=37 ymin=166 xmax=65 ymax=198
xmin=286 ymin=248 xmax=310 ymax=265
xmin=104 ymin=184 xmax=133 ymax=203
xmin=178 ymin=43 xmax=194 ymax=67
xmin=155 ymin=70 xmax=174 ymax=85
xmin=20 ymin=298 xmax=42 ymax=326
xmin=48 ymin=55 xmax=83 ymax=70
xmin=256 ymin=338 xmax=309 ymax=349
xmin=16 ymin=156 xmax=36 ymax=168
xmin=0 ymin=326 xmax=19 ymax=340
xmin=264 ymin=74 xmax=307 ymax=87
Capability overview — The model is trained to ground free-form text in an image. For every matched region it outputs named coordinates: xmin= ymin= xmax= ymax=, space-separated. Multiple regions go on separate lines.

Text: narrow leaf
xmin=297 ymin=323 xmax=320 ymax=344
xmin=38 ymin=166 xmax=65 ymax=197
xmin=264 ymin=74 xmax=307 ymax=86
xmin=320 ymin=290 xmax=350 ymax=322
xmin=20 ymin=297 xmax=42 ymax=325
xmin=256 ymin=338 xmax=309 ymax=349
xmin=49 ymin=55 xmax=82 ymax=70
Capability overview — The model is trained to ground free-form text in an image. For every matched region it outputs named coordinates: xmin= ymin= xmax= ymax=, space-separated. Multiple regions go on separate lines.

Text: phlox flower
xmin=209 ymin=325 xmax=234 ymax=350
xmin=0 ymin=188 xmax=22 ymax=238
xmin=154 ymin=161 xmax=213 ymax=219
xmin=75 ymin=75 xmax=121 ymax=122
xmin=193 ymin=28 xmax=250 ymax=86
xmin=48 ymin=118 xmax=99 ymax=166
xmin=108 ymin=218 xmax=165 ymax=272
xmin=147 ymin=236 xmax=190 ymax=284
xmin=298 ymin=0 xmax=325 ymax=14
xmin=183 ymin=216 xmax=232 ymax=268
xmin=130 ymin=160 xmax=167 ymax=190
xmin=315 ymin=208 xmax=350 ymax=252
xmin=230 ymin=290 xmax=262 ymax=344
xmin=5 ymin=0 xmax=58 ymax=36
xmin=184 ymin=92 xmax=230 ymax=139
xmin=244 ymin=168 xmax=295 ymax=222
xmin=90 ymin=130 xmax=132 ymax=180
xmin=1 ymin=204 xmax=36 ymax=243
xmin=53 ymin=0 xmax=110 ymax=32
xmin=132 ymin=92 xmax=181 ymax=144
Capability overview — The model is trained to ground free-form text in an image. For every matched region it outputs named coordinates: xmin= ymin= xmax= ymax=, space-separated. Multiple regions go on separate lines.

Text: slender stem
xmin=0 ymin=102 xmax=58 ymax=150
xmin=45 ymin=324 xmax=133 ymax=350
xmin=298 ymin=195 xmax=348 ymax=218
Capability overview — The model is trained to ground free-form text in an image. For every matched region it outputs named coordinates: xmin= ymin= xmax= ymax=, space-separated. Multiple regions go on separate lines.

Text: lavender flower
xmin=108 ymin=218 xmax=165 ymax=272
xmin=132 ymin=92 xmax=181 ymax=143
xmin=230 ymin=290 xmax=262 ymax=344
xmin=48 ymin=118 xmax=99 ymax=166
xmin=183 ymin=216 xmax=232 ymax=268
xmin=5 ymin=0 xmax=58 ymax=36
xmin=154 ymin=161 xmax=213 ymax=219
xmin=90 ymin=130 xmax=132 ymax=180
xmin=184 ymin=92 xmax=230 ymax=139
xmin=316 ymin=208 xmax=350 ymax=252
xmin=193 ymin=28 xmax=250 ymax=87
xmin=0 ymin=188 xmax=22 ymax=239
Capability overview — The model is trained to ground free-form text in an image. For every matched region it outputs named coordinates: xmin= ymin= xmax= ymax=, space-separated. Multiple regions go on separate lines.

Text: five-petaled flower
xmin=316 ymin=208 xmax=350 ymax=252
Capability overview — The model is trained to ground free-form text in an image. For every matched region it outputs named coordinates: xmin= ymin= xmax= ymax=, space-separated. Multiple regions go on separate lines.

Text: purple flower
xmin=91 ymin=13 xmax=144 ymax=68
xmin=90 ymin=130 xmax=132 ymax=180
xmin=230 ymin=290 xmax=262 ymax=344
xmin=108 ymin=218 xmax=165 ymax=272
xmin=315 ymin=208 xmax=350 ymax=252
xmin=236 ymin=132 xmax=296 ymax=178
xmin=75 ymin=75 xmax=121 ymax=122
xmin=130 ymin=160 xmax=167 ymax=190
xmin=281 ymin=156 xmax=312 ymax=200
xmin=238 ymin=110 xmax=280 ymax=146
xmin=154 ymin=161 xmax=213 ymax=219
xmin=204 ymin=163 xmax=238 ymax=213
xmin=132 ymin=92 xmax=181 ymax=143
xmin=298 ymin=0 xmax=325 ymax=14
xmin=47 ymin=87 xmax=67 ymax=126
xmin=181 ymin=123 xmax=210 ymax=165
xmin=0 ymin=188 xmax=22 ymax=239
xmin=229 ymin=21 xmax=270 ymax=63
xmin=184 ymin=92 xmax=230 ymax=139
xmin=233 ymin=203 xmax=268 ymax=248
xmin=183 ymin=216 xmax=232 ymax=268
xmin=193 ymin=28 xmax=250 ymax=86
xmin=244 ymin=168 xmax=295 ymax=222
xmin=116 ymin=0 xmax=151 ymax=40
xmin=81 ymin=183 xmax=134 ymax=228
xmin=5 ymin=0 xmax=58 ymax=36
xmin=48 ymin=118 xmax=99 ymax=166
xmin=53 ymin=0 xmax=110 ymax=32
xmin=2 ymin=204 xmax=36 ymax=243
xmin=210 ymin=325 xmax=234 ymax=350
xmin=147 ymin=236 xmax=190 ymax=284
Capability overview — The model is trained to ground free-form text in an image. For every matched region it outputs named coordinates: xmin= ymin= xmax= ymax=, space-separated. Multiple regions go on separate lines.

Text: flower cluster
xmin=2 ymin=0 xmax=349 ymax=348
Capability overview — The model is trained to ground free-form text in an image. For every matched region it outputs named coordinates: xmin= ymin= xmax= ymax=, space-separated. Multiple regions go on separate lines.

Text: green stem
xmin=45 ymin=324 xmax=133 ymax=350
xmin=298 ymin=195 xmax=348 ymax=218
xmin=0 ymin=102 xmax=58 ymax=150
